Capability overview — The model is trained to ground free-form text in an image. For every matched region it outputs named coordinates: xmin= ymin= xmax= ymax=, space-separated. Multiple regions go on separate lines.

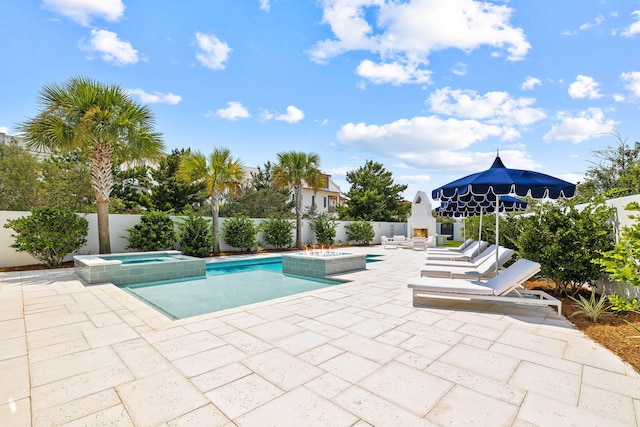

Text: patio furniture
xmin=408 ymin=258 xmax=561 ymax=314
xmin=381 ymin=236 xmax=397 ymax=249
xmin=425 ymin=240 xmax=488 ymax=261
xmin=420 ymin=246 xmax=514 ymax=279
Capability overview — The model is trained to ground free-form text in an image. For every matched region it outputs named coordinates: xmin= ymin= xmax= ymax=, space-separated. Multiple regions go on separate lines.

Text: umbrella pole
xmin=495 ymin=194 xmax=500 ymax=276
xmin=478 ymin=209 xmax=483 ymax=258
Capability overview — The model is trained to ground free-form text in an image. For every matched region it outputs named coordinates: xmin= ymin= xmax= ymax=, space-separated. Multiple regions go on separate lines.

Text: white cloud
xmin=621 ymin=71 xmax=640 ymax=97
xmin=215 ymin=102 xmax=250 ymax=120
xmin=356 ymin=60 xmax=431 ymax=85
xmin=562 ymin=15 xmax=604 ymax=36
xmin=543 ymin=108 xmax=617 ymax=143
xmin=398 ymin=174 xmax=432 ymax=184
xmin=127 ymin=89 xmax=182 ymax=105
xmin=42 ymin=0 xmax=124 ymax=26
xmin=194 ymin=32 xmax=232 ymax=70
xmin=427 ymin=87 xmax=546 ymax=126
xmin=259 ymin=0 xmax=270 ymax=12
xmin=0 ymin=126 xmax=8 ymax=134
xmin=451 ymin=63 xmax=467 ymax=77
xmin=276 ymin=105 xmax=304 ymax=123
xmin=82 ymin=29 xmax=138 ymax=66
xmin=621 ymin=10 xmax=640 ymax=37
xmin=613 ymin=93 xmax=626 ymax=102
xmin=568 ymin=75 xmax=603 ymax=99
xmin=310 ymin=0 xmax=530 ymax=85
xmin=521 ymin=76 xmax=541 ymax=90
xmin=336 ymin=115 xmax=512 ymax=170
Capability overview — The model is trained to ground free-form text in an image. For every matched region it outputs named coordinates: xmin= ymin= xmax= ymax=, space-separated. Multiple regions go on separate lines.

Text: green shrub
xmin=345 ymin=220 xmax=375 ymax=245
xmin=594 ymin=215 xmax=640 ymax=289
xmin=177 ymin=211 xmax=213 ymax=257
xmin=222 ymin=214 xmax=257 ymax=251
xmin=4 ymin=207 xmax=88 ymax=267
xmin=260 ymin=217 xmax=294 ymax=249
xmin=309 ymin=214 xmax=337 ymax=246
xmin=607 ymin=294 xmax=639 ymax=314
xmin=126 ymin=210 xmax=176 ymax=251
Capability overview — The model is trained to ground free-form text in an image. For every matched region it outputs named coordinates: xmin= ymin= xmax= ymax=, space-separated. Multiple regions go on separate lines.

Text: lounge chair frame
xmin=409 ymin=259 xmax=561 ymax=314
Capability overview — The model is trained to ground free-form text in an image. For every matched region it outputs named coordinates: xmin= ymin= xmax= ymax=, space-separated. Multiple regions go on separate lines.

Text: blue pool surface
xmin=121 ymin=255 xmax=381 ymax=319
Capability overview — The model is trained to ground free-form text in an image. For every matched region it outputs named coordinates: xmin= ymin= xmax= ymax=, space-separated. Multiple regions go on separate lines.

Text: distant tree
xmin=18 ymin=76 xmax=164 ymax=253
xmin=178 ymin=147 xmax=244 ymax=255
xmin=272 ymin=151 xmax=325 ymax=248
xmin=110 ymin=164 xmax=150 ymax=214
xmin=148 ymin=149 xmax=206 ymax=213
xmin=339 ymin=160 xmax=409 ymax=221
xmin=345 ymin=220 xmax=375 ymax=245
xmin=219 ymin=185 xmax=293 ymax=218
xmin=0 ymin=139 xmax=41 ymax=210
xmin=577 ymin=130 xmax=640 ymax=201
xmin=39 ymin=150 xmax=94 ymax=213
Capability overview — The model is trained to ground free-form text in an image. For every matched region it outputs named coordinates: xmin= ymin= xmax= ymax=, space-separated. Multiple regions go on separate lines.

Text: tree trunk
xmin=96 ymin=198 xmax=111 ymax=254
xmin=211 ymin=194 xmax=220 ymax=255
xmin=91 ymin=141 xmax=113 ymax=254
xmin=295 ymin=186 xmax=303 ymax=248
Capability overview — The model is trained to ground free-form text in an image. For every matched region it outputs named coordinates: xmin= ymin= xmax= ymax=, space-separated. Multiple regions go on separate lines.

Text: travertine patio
xmin=1 ymin=246 xmax=639 ymax=426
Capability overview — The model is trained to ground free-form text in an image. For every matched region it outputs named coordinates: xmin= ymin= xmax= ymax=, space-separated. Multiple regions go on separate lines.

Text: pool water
xmin=121 ymin=255 xmax=376 ymax=319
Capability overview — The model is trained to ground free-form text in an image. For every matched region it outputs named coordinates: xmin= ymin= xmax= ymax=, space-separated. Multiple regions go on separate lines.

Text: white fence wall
xmin=0 ymin=210 xmax=407 ymax=267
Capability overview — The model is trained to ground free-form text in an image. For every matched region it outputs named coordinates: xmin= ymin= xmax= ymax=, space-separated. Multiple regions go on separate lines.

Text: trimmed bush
xmin=177 ymin=211 xmax=213 ymax=257
xmin=4 ymin=207 xmax=88 ymax=267
xmin=260 ymin=217 xmax=294 ymax=249
xmin=310 ymin=214 xmax=337 ymax=246
xmin=126 ymin=210 xmax=176 ymax=251
xmin=345 ymin=220 xmax=375 ymax=245
xmin=222 ymin=214 xmax=257 ymax=251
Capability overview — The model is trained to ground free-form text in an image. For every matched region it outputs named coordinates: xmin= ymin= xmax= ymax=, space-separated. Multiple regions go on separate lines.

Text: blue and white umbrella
xmin=433 ymin=154 xmax=576 ymax=274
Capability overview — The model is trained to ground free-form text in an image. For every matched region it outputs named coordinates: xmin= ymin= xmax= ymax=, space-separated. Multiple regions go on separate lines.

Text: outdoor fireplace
xmin=412 ymin=228 xmax=428 ymax=237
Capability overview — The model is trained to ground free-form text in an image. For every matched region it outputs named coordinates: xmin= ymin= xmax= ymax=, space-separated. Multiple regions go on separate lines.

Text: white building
xmin=243 ymin=166 xmax=343 ymax=216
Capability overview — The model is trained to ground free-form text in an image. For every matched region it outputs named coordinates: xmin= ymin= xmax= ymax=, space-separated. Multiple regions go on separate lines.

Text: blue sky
xmin=2 ymin=0 xmax=640 ymax=201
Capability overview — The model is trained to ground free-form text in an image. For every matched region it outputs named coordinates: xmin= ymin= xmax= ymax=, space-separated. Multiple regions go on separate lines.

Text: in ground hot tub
xmin=281 ymin=251 xmax=366 ymax=279
xmin=74 ymin=250 xmax=206 ymax=285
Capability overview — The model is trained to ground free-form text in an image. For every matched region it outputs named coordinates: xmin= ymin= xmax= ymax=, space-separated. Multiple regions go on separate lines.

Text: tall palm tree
xmin=18 ymin=76 xmax=164 ymax=254
xmin=272 ymin=151 xmax=324 ymax=248
xmin=178 ymin=147 xmax=244 ymax=255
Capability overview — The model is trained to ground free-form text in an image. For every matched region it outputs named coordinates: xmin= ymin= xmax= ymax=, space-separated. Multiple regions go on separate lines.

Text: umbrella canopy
xmin=432 ymin=155 xmax=576 ymax=274
xmin=435 ymin=195 xmax=527 ymax=217
xmin=432 ymin=156 xmax=576 ymax=201
xmin=435 ymin=195 xmax=528 ymax=251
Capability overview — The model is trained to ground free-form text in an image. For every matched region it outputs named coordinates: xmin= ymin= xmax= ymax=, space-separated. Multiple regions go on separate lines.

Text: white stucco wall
xmin=0 ymin=210 xmax=406 ymax=267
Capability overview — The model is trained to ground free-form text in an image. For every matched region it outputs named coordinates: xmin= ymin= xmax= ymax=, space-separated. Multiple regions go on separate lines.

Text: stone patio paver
xmin=1 ymin=246 xmax=640 ymax=426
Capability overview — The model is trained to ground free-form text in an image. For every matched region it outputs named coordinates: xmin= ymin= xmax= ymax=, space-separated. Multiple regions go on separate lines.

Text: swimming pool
xmin=121 ymin=255 xmax=378 ymax=319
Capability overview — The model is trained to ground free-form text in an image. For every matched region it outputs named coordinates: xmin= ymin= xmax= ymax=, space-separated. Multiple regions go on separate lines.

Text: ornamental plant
xmin=607 ymin=294 xmax=639 ymax=315
xmin=309 ymin=213 xmax=337 ymax=246
xmin=594 ymin=215 xmax=640 ymax=289
xmin=4 ymin=207 xmax=88 ymax=267
xmin=222 ymin=214 xmax=257 ymax=252
xmin=177 ymin=210 xmax=213 ymax=257
xmin=345 ymin=220 xmax=375 ymax=245
xmin=569 ymin=290 xmax=609 ymax=323
xmin=260 ymin=216 xmax=294 ymax=249
xmin=126 ymin=210 xmax=176 ymax=251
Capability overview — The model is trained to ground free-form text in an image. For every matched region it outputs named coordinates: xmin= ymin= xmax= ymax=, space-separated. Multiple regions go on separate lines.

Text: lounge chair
xmin=381 ymin=236 xmax=396 ymax=249
xmin=408 ymin=258 xmax=561 ymax=314
xmin=420 ymin=246 xmax=514 ymax=279
xmin=429 ymin=238 xmax=474 ymax=252
xmin=424 ymin=244 xmax=499 ymax=267
xmin=425 ymin=240 xmax=488 ymax=261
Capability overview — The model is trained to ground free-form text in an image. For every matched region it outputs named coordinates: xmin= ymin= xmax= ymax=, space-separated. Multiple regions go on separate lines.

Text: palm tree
xmin=272 ymin=151 xmax=325 ymax=248
xmin=18 ymin=76 xmax=164 ymax=254
xmin=178 ymin=147 xmax=244 ymax=255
